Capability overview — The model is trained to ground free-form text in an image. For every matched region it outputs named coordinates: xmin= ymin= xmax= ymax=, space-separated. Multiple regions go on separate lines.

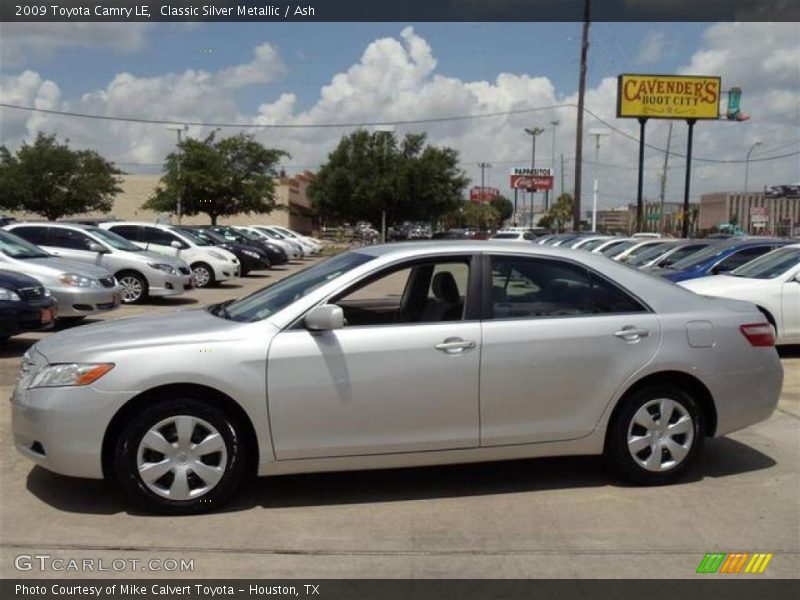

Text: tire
xmin=241 ymin=267 xmax=250 ymax=277
xmin=191 ymin=263 xmax=215 ymax=288
xmin=113 ymin=397 xmax=247 ymax=514
xmin=117 ymin=270 xmax=149 ymax=304
xmin=606 ymin=384 xmax=703 ymax=485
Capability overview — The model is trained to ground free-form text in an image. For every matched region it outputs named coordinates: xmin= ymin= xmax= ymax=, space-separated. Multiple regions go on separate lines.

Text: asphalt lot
xmin=0 ymin=256 xmax=798 ymax=579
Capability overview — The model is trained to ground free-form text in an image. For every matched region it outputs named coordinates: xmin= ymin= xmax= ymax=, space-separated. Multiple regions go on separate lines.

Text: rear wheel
xmin=113 ymin=397 xmax=247 ymax=514
xmin=117 ymin=271 xmax=148 ymax=304
xmin=606 ymin=384 xmax=703 ymax=485
xmin=191 ymin=263 xmax=215 ymax=288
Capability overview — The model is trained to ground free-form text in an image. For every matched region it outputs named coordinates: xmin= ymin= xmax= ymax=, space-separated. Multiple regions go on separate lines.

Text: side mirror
xmin=88 ymin=242 xmax=108 ymax=253
xmin=170 ymin=241 xmax=183 ymax=249
xmin=304 ymin=305 xmax=344 ymax=332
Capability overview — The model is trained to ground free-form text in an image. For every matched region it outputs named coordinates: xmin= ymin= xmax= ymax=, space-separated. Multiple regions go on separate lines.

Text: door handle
xmin=614 ymin=327 xmax=650 ymax=341
xmin=435 ymin=339 xmax=477 ymax=353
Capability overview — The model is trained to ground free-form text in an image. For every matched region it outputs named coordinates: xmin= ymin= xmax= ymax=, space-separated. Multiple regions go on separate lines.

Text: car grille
xmin=17 ymin=286 xmax=46 ymax=301
xmin=179 ymin=267 xmax=190 ymax=275
xmin=98 ymin=276 xmax=116 ymax=288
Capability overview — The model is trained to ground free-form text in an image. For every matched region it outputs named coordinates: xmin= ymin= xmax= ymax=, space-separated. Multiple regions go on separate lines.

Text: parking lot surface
xmin=1 ymin=256 xmax=798 ymax=579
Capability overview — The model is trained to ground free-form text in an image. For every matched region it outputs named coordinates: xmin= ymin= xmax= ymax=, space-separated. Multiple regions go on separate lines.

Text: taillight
xmin=740 ymin=323 xmax=776 ymax=347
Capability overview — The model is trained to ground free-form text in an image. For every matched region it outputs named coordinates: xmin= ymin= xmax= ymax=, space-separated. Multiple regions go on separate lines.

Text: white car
xmin=679 ymin=244 xmax=800 ymax=345
xmin=570 ymin=236 xmax=612 ymax=250
xmin=615 ymin=239 xmax=670 ymax=263
xmin=267 ymin=225 xmax=324 ymax=254
xmin=592 ymin=238 xmax=637 ymax=257
xmin=256 ymin=226 xmax=316 ymax=256
xmin=235 ymin=226 xmax=304 ymax=260
xmin=99 ymin=222 xmax=240 ymax=288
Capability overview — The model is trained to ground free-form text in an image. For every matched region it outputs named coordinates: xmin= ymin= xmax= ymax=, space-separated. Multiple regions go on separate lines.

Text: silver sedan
xmin=12 ymin=242 xmax=783 ymax=513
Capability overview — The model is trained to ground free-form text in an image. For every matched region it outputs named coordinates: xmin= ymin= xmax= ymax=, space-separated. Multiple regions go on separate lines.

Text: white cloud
xmin=1 ymin=24 xmax=798 ymax=211
xmin=637 ymin=31 xmax=674 ymax=65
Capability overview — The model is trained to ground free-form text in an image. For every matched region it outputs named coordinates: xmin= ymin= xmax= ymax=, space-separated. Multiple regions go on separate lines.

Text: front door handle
xmin=435 ymin=338 xmax=477 ymax=353
xmin=614 ymin=327 xmax=650 ymax=342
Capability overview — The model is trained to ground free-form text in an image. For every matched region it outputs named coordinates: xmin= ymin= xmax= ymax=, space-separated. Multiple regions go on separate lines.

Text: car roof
xmin=8 ymin=221 xmax=93 ymax=230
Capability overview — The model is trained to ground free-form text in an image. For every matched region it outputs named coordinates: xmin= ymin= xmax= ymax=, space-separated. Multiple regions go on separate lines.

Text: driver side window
xmin=332 ymin=258 xmax=471 ymax=327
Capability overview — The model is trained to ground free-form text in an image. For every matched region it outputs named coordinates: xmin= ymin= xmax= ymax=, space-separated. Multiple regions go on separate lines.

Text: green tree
xmin=144 ymin=132 xmax=288 ymax=225
xmin=0 ymin=133 xmax=122 ymax=220
xmin=308 ymin=130 xmax=468 ymax=226
xmin=461 ymin=202 xmax=500 ymax=230
xmin=489 ymin=195 xmax=514 ymax=223
xmin=543 ymin=193 xmax=574 ymax=232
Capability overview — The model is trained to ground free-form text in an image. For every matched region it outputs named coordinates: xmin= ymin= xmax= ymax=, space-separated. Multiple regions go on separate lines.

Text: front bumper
xmin=147 ymin=271 xmax=188 ymax=298
xmin=212 ymin=261 xmax=241 ymax=282
xmin=52 ymin=285 xmax=122 ymax=318
xmin=11 ymin=381 xmax=136 ymax=479
xmin=0 ymin=298 xmax=57 ymax=338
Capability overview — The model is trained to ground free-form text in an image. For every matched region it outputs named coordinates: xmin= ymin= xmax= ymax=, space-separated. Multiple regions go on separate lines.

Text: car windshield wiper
xmin=210 ymin=298 xmax=236 ymax=320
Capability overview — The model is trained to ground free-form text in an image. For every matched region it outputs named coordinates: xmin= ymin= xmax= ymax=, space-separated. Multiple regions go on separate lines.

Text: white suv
xmin=99 ymin=222 xmax=240 ymax=288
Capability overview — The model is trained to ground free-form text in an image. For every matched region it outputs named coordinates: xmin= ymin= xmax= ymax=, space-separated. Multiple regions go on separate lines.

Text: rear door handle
xmin=435 ymin=338 xmax=477 ymax=353
xmin=614 ymin=327 xmax=650 ymax=341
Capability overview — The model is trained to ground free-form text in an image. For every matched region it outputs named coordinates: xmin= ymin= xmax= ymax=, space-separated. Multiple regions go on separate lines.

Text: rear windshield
xmin=731 ymin=247 xmax=800 ymax=279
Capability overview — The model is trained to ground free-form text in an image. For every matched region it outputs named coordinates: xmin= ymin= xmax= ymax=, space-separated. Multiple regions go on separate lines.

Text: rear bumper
xmin=709 ymin=351 xmax=784 ymax=436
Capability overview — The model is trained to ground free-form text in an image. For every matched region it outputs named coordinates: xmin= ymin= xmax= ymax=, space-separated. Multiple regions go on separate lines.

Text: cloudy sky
xmin=1 ymin=21 xmax=798 ymax=210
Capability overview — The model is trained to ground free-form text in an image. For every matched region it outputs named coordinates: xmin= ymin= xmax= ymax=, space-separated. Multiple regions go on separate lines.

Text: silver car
xmin=0 ymin=229 xmax=121 ymax=319
xmin=12 ymin=242 xmax=782 ymax=513
xmin=6 ymin=223 xmax=192 ymax=304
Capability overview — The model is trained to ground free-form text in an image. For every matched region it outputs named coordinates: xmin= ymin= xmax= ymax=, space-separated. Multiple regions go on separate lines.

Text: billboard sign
xmin=750 ymin=206 xmax=768 ymax=227
xmin=617 ymin=74 xmax=721 ymax=120
xmin=469 ymin=186 xmax=500 ymax=202
xmin=510 ymin=167 xmax=554 ymax=191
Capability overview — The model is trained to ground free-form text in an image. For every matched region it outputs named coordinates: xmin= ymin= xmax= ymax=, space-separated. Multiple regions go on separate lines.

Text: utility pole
xmin=573 ymin=0 xmax=591 ymax=232
xmin=589 ymin=129 xmax=609 ymax=233
xmin=744 ymin=141 xmax=761 ymax=193
xmin=658 ymin=121 xmax=673 ymax=234
xmin=549 ymin=119 xmax=559 ymax=210
xmin=477 ymin=162 xmax=492 ymax=200
xmin=166 ymin=124 xmax=188 ymax=224
xmin=560 ymin=153 xmax=565 ymax=198
xmin=524 ymin=127 xmax=544 ymax=228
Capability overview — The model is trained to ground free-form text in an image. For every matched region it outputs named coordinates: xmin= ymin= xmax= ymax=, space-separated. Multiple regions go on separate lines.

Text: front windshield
xmin=627 ymin=243 xmax=673 ymax=266
xmin=220 ymin=251 xmax=375 ymax=322
xmin=257 ymin=227 xmax=285 ymax=239
xmin=196 ymin=229 xmax=227 ymax=244
xmin=600 ymin=240 xmax=632 ymax=256
xmin=670 ymin=243 xmax=728 ymax=269
xmin=579 ymin=238 xmax=608 ymax=251
xmin=87 ymin=227 xmax=143 ymax=252
xmin=625 ymin=242 xmax=666 ymax=260
xmin=173 ymin=227 xmax=212 ymax=246
xmin=731 ymin=247 xmax=800 ymax=279
xmin=0 ymin=230 xmax=51 ymax=259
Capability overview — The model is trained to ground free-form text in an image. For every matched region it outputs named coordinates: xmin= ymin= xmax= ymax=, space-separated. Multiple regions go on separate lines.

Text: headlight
xmin=29 ymin=363 xmax=114 ymax=388
xmin=59 ymin=273 xmax=99 ymax=288
xmin=147 ymin=262 xmax=177 ymax=275
xmin=208 ymin=251 xmax=226 ymax=261
xmin=242 ymin=250 xmax=260 ymax=258
xmin=0 ymin=287 xmax=22 ymax=301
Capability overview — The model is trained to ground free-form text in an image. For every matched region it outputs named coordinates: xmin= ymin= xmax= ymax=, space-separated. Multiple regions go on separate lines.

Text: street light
xmin=744 ymin=140 xmax=762 ymax=193
xmin=588 ymin=128 xmax=610 ymax=232
xmin=524 ymin=127 xmax=545 ymax=227
xmin=373 ymin=125 xmax=395 ymax=243
xmin=549 ymin=120 xmax=560 ymax=207
xmin=165 ymin=124 xmax=188 ymax=224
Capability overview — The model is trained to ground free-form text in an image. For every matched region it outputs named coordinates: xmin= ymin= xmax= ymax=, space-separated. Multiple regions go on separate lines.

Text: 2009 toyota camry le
xmin=12 ymin=242 xmax=783 ymax=513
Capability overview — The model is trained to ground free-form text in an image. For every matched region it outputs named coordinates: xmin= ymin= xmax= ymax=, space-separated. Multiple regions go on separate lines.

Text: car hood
xmin=32 ymin=308 xmax=270 ymax=362
xmin=8 ymin=256 xmax=112 ymax=280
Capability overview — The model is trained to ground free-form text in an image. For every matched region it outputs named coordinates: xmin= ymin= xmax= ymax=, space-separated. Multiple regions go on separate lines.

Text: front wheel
xmin=606 ymin=385 xmax=703 ymax=485
xmin=117 ymin=271 xmax=148 ymax=304
xmin=191 ymin=263 xmax=215 ymax=288
xmin=113 ymin=398 xmax=248 ymax=514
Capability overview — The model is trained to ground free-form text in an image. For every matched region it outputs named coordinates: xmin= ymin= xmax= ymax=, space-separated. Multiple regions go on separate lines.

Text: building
xmin=5 ymin=171 xmax=317 ymax=234
xmin=593 ymin=207 xmax=631 ymax=233
xmin=698 ymin=186 xmax=800 ymax=236
xmin=629 ymin=201 xmax=699 ymax=234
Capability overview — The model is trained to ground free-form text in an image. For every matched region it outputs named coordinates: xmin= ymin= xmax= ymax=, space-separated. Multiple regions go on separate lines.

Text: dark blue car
xmin=659 ymin=239 xmax=789 ymax=283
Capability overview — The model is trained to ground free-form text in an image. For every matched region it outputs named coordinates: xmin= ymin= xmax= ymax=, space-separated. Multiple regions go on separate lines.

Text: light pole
xmin=477 ymin=162 xmax=492 ymax=199
xmin=588 ymin=128 xmax=609 ymax=232
xmin=166 ymin=124 xmax=188 ymax=224
xmin=549 ymin=120 xmax=559 ymax=210
xmin=744 ymin=141 xmax=762 ymax=193
xmin=524 ymin=127 xmax=545 ymax=227
xmin=374 ymin=125 xmax=395 ymax=242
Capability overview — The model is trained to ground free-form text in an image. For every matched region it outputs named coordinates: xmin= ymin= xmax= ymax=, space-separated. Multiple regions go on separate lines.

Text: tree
xmin=489 ymin=195 xmax=514 ymax=223
xmin=0 ymin=133 xmax=122 ymax=220
xmin=144 ymin=132 xmax=288 ymax=225
xmin=542 ymin=193 xmax=574 ymax=232
xmin=308 ymin=130 xmax=468 ymax=226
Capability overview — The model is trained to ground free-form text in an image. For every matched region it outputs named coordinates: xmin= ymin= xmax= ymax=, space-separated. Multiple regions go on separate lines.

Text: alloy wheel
xmin=626 ymin=398 xmax=694 ymax=472
xmin=136 ymin=415 xmax=228 ymax=501
xmin=119 ymin=275 xmax=144 ymax=303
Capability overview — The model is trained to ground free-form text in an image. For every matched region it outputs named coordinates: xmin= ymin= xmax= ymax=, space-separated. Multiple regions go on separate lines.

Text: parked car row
xmin=0 ymin=220 xmax=324 ymax=342
xmin=490 ymin=230 xmax=799 ymax=345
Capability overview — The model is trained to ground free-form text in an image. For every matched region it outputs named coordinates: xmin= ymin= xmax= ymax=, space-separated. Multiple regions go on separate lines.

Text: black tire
xmin=241 ymin=267 xmax=250 ymax=277
xmin=191 ymin=262 xmax=215 ymax=288
xmin=116 ymin=270 xmax=149 ymax=304
xmin=113 ymin=397 xmax=247 ymax=514
xmin=605 ymin=384 xmax=703 ymax=485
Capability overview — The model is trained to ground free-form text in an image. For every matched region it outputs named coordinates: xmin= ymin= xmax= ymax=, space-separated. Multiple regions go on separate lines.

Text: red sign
xmin=510 ymin=175 xmax=554 ymax=190
xmin=470 ymin=186 xmax=500 ymax=202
